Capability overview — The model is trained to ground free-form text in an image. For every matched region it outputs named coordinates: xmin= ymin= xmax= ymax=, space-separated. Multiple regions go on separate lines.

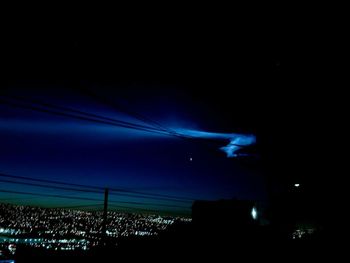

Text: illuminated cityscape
xmin=0 ymin=15 xmax=333 ymax=261
xmin=0 ymin=203 xmax=191 ymax=257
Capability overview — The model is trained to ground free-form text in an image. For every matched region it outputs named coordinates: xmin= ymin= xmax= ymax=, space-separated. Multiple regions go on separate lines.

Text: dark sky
xmin=1 ymin=16 xmax=337 ymax=214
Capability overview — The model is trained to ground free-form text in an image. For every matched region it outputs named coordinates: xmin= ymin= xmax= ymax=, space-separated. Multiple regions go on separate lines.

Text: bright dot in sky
xmin=251 ymin=207 xmax=258 ymax=220
xmin=189 ymin=157 xmax=193 ymax=161
xmin=294 ymin=183 xmax=300 ymax=187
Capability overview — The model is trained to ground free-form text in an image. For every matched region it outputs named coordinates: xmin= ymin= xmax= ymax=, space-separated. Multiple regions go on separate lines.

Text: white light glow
xmin=251 ymin=207 xmax=258 ymax=220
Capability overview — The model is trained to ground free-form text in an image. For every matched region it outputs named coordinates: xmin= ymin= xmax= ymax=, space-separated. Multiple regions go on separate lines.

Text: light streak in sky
xmin=0 ymin=117 xmax=256 ymax=157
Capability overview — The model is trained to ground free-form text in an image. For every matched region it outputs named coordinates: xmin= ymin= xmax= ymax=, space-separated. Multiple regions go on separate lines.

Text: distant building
xmin=192 ymin=199 xmax=259 ymax=237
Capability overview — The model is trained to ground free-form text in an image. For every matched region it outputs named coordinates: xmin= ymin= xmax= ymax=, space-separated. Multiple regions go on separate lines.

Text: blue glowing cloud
xmin=173 ymin=129 xmax=256 ymax=158
xmin=219 ymin=135 xmax=256 ymax=157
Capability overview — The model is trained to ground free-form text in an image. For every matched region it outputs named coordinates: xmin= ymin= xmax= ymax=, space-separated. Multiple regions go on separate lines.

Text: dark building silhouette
xmin=192 ymin=199 xmax=257 ymax=227
xmin=191 ymin=199 xmax=260 ymax=245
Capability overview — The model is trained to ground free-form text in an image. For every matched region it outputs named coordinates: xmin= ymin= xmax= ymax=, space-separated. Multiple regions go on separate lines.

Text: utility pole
xmin=102 ymin=188 xmax=109 ymax=240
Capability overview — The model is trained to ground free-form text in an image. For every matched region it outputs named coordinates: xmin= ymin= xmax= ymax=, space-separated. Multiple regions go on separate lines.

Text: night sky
xmin=1 ymin=17 xmax=337 ymax=215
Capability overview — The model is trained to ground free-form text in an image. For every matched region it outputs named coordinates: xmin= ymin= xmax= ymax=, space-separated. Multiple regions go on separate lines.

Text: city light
xmin=251 ymin=207 xmax=258 ymax=220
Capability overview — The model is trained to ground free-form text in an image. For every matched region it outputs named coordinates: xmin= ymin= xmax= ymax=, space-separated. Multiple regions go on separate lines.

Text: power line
xmin=72 ymin=86 xmax=195 ymax=140
xmin=109 ymin=187 xmax=193 ymax=202
xmin=0 ymin=97 xmax=170 ymax=136
xmin=0 ymin=172 xmax=194 ymax=202
xmin=1 ymin=95 xmax=171 ymax=135
xmin=108 ymin=191 xmax=191 ymax=203
xmin=0 ymin=189 xmax=103 ymax=202
xmin=0 ymin=177 xmax=191 ymax=209
xmin=0 ymin=188 xmax=190 ymax=210
xmin=1 ymin=89 xmax=253 ymax=151
xmin=0 ymin=176 xmax=192 ymax=203
xmin=1 ymin=92 xmax=249 ymax=153
xmin=0 ymin=95 xmax=207 ymax=159
xmin=0 ymin=172 xmax=104 ymax=191
xmin=0 ymin=94 xmax=217 ymax=149
xmin=0 ymin=95 xmax=235 ymax=159
xmin=0 ymin=197 xmax=39 ymax=201
xmin=0 ymin=94 xmax=208 ymax=157
xmin=0 ymin=178 xmax=102 ymax=194
xmin=0 ymin=173 xmax=192 ymax=209
xmin=73 ymin=86 xmax=248 ymax=149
